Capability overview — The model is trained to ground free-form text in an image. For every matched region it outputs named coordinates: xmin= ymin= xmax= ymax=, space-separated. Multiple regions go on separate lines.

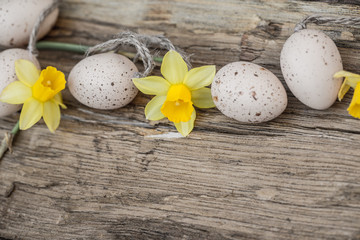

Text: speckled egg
xmin=68 ymin=53 xmax=139 ymax=110
xmin=211 ymin=62 xmax=287 ymax=123
xmin=0 ymin=0 xmax=59 ymax=47
xmin=0 ymin=48 xmax=40 ymax=118
xmin=280 ymin=29 xmax=343 ymax=110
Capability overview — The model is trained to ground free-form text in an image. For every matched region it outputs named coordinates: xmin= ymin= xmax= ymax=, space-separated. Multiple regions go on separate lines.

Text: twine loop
xmin=86 ymin=31 xmax=191 ymax=78
xmin=86 ymin=32 xmax=155 ymax=78
xmin=136 ymin=34 xmax=192 ymax=69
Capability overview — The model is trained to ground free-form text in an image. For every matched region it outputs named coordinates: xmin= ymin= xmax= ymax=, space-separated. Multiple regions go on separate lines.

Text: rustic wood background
xmin=1 ymin=0 xmax=360 ymax=239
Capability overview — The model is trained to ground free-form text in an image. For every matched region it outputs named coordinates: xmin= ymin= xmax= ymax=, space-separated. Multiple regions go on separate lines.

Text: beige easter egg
xmin=0 ymin=0 xmax=59 ymax=47
xmin=211 ymin=62 xmax=287 ymax=123
xmin=0 ymin=48 xmax=40 ymax=118
xmin=280 ymin=29 xmax=343 ymax=110
xmin=68 ymin=53 xmax=139 ymax=110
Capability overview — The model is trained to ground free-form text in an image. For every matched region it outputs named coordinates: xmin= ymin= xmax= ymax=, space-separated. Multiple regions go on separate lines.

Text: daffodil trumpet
xmin=133 ymin=50 xmax=216 ymax=136
xmin=334 ymin=71 xmax=360 ymax=119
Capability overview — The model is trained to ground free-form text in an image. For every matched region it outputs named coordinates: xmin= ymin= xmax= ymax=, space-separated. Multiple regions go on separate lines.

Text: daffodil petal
xmin=334 ymin=70 xmax=360 ymax=89
xmin=174 ymin=109 xmax=196 ymax=137
xmin=19 ymin=98 xmax=43 ymax=130
xmin=15 ymin=59 xmax=40 ymax=87
xmin=161 ymin=50 xmax=188 ymax=84
xmin=133 ymin=76 xmax=170 ymax=95
xmin=338 ymin=81 xmax=351 ymax=101
xmin=183 ymin=65 xmax=215 ymax=90
xmin=348 ymin=83 xmax=360 ymax=119
xmin=43 ymin=100 xmax=61 ymax=133
xmin=191 ymin=87 xmax=215 ymax=108
xmin=54 ymin=93 xmax=67 ymax=109
xmin=0 ymin=81 xmax=31 ymax=104
xmin=145 ymin=95 xmax=167 ymax=121
xmin=334 ymin=71 xmax=360 ymax=78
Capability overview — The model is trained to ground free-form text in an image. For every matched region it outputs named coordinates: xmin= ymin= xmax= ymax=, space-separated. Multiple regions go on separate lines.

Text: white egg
xmin=211 ymin=62 xmax=287 ymax=123
xmin=280 ymin=29 xmax=343 ymax=110
xmin=68 ymin=53 xmax=139 ymax=110
xmin=0 ymin=49 xmax=40 ymax=118
xmin=0 ymin=0 xmax=59 ymax=47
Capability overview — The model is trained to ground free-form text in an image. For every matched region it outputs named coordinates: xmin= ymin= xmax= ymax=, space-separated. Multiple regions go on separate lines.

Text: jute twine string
xmin=135 ymin=34 xmax=192 ymax=69
xmin=86 ymin=31 xmax=192 ymax=77
xmin=294 ymin=15 xmax=360 ymax=32
xmin=28 ymin=0 xmax=60 ymax=55
xmin=86 ymin=32 xmax=154 ymax=78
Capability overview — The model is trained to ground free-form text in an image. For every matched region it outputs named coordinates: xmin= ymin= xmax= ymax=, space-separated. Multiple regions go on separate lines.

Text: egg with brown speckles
xmin=0 ymin=48 xmax=40 ymax=118
xmin=68 ymin=53 xmax=139 ymax=110
xmin=0 ymin=0 xmax=59 ymax=47
xmin=211 ymin=62 xmax=287 ymax=123
xmin=280 ymin=29 xmax=343 ymax=110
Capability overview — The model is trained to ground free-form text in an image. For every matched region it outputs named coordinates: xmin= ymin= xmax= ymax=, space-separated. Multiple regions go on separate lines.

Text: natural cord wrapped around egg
xmin=0 ymin=0 xmax=59 ymax=47
xmin=279 ymin=15 xmax=359 ymax=110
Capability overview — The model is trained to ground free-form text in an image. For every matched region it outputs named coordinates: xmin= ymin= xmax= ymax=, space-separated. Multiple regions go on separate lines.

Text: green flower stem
xmin=36 ymin=41 xmax=163 ymax=63
xmin=0 ymin=121 xmax=20 ymax=160
xmin=36 ymin=41 xmax=90 ymax=54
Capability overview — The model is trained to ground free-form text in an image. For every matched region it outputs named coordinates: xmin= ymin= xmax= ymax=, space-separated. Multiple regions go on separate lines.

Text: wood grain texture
xmin=1 ymin=0 xmax=360 ymax=239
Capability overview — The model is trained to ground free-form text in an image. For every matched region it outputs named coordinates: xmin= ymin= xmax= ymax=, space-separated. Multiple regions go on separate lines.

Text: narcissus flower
xmin=334 ymin=71 xmax=360 ymax=119
xmin=133 ymin=50 xmax=215 ymax=136
xmin=0 ymin=59 xmax=66 ymax=132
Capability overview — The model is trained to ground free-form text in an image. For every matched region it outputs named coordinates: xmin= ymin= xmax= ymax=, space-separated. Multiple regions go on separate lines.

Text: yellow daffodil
xmin=334 ymin=71 xmax=360 ymax=119
xmin=133 ymin=50 xmax=215 ymax=136
xmin=0 ymin=59 xmax=66 ymax=132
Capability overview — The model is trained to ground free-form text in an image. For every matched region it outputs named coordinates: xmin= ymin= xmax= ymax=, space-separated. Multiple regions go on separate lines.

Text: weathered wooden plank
xmin=1 ymin=0 xmax=360 ymax=239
